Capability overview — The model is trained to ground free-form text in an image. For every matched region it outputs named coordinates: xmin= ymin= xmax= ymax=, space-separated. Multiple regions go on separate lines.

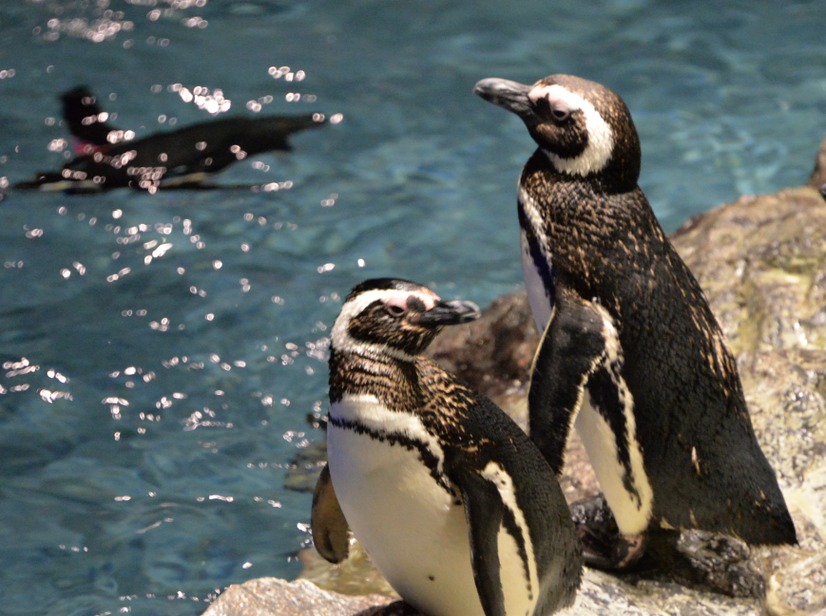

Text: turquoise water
xmin=0 ymin=1 xmax=824 ymax=614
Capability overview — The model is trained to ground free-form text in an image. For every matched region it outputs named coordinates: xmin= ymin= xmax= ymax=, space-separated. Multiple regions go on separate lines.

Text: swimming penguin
xmin=474 ymin=74 xmax=797 ymax=568
xmin=15 ymin=85 xmax=326 ymax=193
xmin=312 ymin=278 xmax=582 ymax=616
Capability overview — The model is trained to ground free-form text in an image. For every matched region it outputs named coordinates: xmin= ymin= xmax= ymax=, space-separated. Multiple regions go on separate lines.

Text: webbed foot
xmin=570 ymin=493 xmax=647 ymax=570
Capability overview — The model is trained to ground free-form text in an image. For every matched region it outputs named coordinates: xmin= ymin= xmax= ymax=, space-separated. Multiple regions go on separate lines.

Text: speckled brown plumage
xmin=330 ymin=351 xmax=494 ymax=451
xmin=476 ymin=73 xmax=797 ymax=548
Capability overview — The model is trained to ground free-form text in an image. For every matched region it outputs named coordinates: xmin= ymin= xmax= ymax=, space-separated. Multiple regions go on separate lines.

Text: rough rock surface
xmin=204 ymin=149 xmax=826 ymax=613
xmin=200 ymin=577 xmax=398 ymax=616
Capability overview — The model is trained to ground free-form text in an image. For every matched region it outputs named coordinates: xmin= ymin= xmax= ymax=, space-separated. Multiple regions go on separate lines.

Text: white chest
xmin=327 ymin=396 xmax=483 ymax=615
xmin=327 ymin=394 xmax=538 ymax=616
xmin=518 ymin=185 xmax=554 ymax=332
xmin=521 ymin=229 xmax=553 ymax=332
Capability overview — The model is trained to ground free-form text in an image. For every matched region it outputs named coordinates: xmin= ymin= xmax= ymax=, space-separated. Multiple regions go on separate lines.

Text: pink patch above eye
xmin=529 ymin=84 xmax=581 ymax=114
xmin=385 ymin=296 xmax=408 ymax=313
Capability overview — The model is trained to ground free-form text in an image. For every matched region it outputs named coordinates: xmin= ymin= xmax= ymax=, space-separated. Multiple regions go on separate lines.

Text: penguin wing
xmin=530 ymin=287 xmax=656 ymax=537
xmin=445 ymin=394 xmax=582 ymax=616
xmin=310 ymin=463 xmax=351 ymax=563
xmin=444 ymin=455 xmax=507 ymax=616
xmin=528 ymin=287 xmax=609 ymax=473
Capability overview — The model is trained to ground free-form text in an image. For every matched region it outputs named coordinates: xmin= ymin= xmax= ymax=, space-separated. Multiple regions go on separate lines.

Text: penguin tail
xmin=250 ymin=113 xmax=329 ymax=151
xmin=752 ymin=508 xmax=798 ymax=546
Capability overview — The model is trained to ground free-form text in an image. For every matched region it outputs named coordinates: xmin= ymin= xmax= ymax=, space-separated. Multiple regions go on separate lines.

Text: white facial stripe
xmin=528 ymin=83 xmax=614 ymax=176
xmin=528 ymin=84 xmax=582 ymax=109
xmin=481 ymin=461 xmax=539 ymax=594
xmin=330 ymin=287 xmax=440 ymax=358
xmin=331 ymin=393 xmax=445 ymax=474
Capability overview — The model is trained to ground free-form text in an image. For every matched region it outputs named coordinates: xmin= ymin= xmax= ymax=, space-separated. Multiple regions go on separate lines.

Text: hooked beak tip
xmin=473 ymin=77 xmax=535 ymax=120
xmin=418 ymin=300 xmax=481 ymax=327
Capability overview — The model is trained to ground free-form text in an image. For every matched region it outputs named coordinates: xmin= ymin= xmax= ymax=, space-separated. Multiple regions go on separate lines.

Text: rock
xmin=298 ymin=541 xmax=398 ymax=599
xmin=204 ymin=170 xmax=826 ymax=612
xmin=672 ymin=186 xmax=826 ymax=356
xmin=200 ymin=577 xmax=396 ymax=616
xmin=426 ymin=291 xmax=540 ymax=403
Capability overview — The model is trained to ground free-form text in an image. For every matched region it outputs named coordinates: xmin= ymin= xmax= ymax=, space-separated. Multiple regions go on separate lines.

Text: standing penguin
xmin=474 ymin=74 xmax=796 ymax=568
xmin=311 ymin=278 xmax=582 ymax=616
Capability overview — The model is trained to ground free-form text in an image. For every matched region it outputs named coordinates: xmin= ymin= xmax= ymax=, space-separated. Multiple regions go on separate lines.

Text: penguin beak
xmin=416 ymin=300 xmax=481 ymax=327
xmin=474 ymin=78 xmax=536 ymax=123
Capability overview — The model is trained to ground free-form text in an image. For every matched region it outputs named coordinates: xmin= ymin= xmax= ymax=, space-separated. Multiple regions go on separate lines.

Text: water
xmin=0 ymin=1 xmax=824 ymax=614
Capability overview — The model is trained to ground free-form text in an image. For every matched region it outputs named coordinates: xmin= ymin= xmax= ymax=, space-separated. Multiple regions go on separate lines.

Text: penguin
xmin=473 ymin=74 xmax=797 ymax=568
xmin=14 ymin=86 xmax=326 ymax=193
xmin=311 ymin=278 xmax=582 ymax=616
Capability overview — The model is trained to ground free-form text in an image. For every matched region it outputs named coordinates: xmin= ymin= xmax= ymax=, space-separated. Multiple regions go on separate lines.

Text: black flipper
xmin=528 ymin=288 xmax=608 ymax=474
xmin=447 ymin=460 xmax=507 ymax=616
xmin=529 ymin=288 xmax=656 ymax=569
xmin=445 ymin=393 xmax=582 ymax=615
xmin=310 ymin=463 xmax=350 ymax=563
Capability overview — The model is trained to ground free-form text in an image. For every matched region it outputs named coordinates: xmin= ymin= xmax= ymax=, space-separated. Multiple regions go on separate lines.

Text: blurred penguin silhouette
xmin=15 ymin=85 xmax=327 ymax=193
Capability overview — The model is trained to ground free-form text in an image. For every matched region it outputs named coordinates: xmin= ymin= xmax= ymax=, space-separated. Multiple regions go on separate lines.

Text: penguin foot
xmin=570 ymin=497 xmax=765 ymax=596
xmin=577 ymin=525 xmax=647 ymax=571
xmin=569 ymin=494 xmax=647 ymax=570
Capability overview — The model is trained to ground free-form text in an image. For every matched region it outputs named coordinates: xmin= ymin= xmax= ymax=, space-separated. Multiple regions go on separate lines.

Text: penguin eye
xmin=384 ymin=302 xmax=407 ymax=318
xmin=535 ymin=95 xmax=570 ymax=122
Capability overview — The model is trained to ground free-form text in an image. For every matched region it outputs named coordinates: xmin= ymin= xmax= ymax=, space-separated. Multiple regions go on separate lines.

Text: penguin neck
xmin=328 ymin=346 xmax=420 ymax=405
xmin=518 ymin=150 xmax=602 ymax=241
xmin=519 ymin=148 xmax=676 ymax=324
xmin=532 ymin=147 xmax=639 ymax=194
xmin=517 ymin=151 xmax=633 ymax=316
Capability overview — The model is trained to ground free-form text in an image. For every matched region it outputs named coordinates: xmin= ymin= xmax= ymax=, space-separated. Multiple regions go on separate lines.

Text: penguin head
xmin=474 ymin=74 xmax=641 ymax=189
xmin=331 ymin=278 xmax=480 ymax=359
xmin=60 ymin=85 xmax=119 ymax=151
